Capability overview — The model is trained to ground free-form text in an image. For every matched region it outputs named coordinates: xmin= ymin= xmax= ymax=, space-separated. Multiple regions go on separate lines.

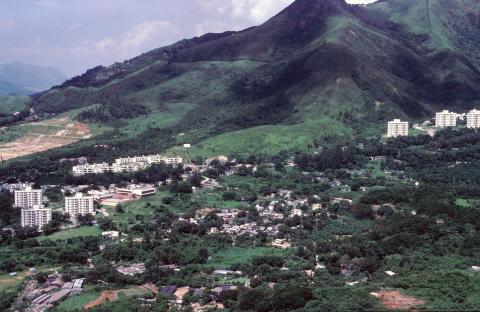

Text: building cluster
xmin=23 ymin=273 xmax=84 ymax=312
xmin=72 ymin=154 xmax=183 ymax=175
xmin=435 ymin=109 xmax=480 ymax=128
xmin=15 ymin=187 xmax=52 ymax=231
xmin=89 ymin=183 xmax=156 ymax=206
xmin=387 ymin=109 xmax=480 ymax=138
xmin=14 ymin=186 xmax=97 ymax=231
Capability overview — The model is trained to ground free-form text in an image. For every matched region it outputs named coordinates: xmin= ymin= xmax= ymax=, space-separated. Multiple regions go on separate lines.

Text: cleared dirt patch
xmin=84 ymin=290 xmax=118 ymax=309
xmin=84 ymin=285 xmax=153 ymax=309
xmin=0 ymin=117 xmax=91 ymax=161
xmin=372 ymin=290 xmax=426 ymax=310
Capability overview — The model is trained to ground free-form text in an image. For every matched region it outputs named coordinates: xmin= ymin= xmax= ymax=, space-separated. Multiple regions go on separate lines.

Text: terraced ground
xmin=0 ymin=116 xmax=104 ymax=161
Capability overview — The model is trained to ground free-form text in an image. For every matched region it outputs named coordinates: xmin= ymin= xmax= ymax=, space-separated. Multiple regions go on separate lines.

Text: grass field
xmin=37 ymin=226 xmax=101 ymax=241
xmin=208 ymin=247 xmax=288 ymax=269
xmin=105 ymin=191 xmax=169 ymax=222
xmin=365 ymin=161 xmax=385 ymax=179
xmin=56 ymin=290 xmax=100 ymax=311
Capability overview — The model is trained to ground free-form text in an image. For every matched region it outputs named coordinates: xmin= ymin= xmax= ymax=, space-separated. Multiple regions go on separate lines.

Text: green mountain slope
xmin=15 ymin=0 xmax=480 ymax=159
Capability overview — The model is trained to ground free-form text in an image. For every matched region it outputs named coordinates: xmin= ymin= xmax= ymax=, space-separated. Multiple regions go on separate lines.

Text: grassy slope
xmin=172 ymin=117 xmax=352 ymax=158
xmin=0 ymin=96 xmax=29 ymax=114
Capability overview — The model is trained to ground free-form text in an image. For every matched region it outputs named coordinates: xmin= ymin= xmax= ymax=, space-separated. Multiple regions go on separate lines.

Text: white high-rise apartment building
xmin=64 ymin=193 xmax=95 ymax=221
xmin=21 ymin=205 xmax=51 ymax=231
xmin=467 ymin=109 xmax=480 ymax=129
xmin=435 ymin=110 xmax=457 ymax=127
xmin=14 ymin=187 xmax=43 ymax=208
xmin=387 ymin=119 xmax=409 ymax=138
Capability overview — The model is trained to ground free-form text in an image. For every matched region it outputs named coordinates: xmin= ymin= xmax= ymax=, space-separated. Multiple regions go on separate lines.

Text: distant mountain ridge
xmin=0 ymin=62 xmax=67 ymax=96
xmin=26 ymin=0 xmax=480 ymax=156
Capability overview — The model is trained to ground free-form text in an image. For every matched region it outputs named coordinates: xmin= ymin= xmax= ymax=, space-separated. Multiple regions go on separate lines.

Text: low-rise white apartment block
xmin=65 ymin=193 xmax=95 ymax=221
xmin=72 ymin=154 xmax=183 ymax=176
xmin=115 ymin=154 xmax=182 ymax=166
xmin=72 ymin=163 xmax=111 ymax=175
xmin=21 ymin=205 xmax=51 ymax=231
xmin=387 ymin=119 xmax=409 ymax=138
xmin=467 ymin=109 xmax=480 ymax=129
xmin=435 ymin=110 xmax=457 ymax=127
xmin=14 ymin=187 xmax=43 ymax=208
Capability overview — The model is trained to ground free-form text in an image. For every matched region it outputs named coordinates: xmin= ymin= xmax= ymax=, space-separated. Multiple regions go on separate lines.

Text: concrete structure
xmin=73 ymin=154 xmax=183 ymax=175
xmin=72 ymin=163 xmax=111 ymax=175
xmin=467 ymin=109 xmax=480 ymax=128
xmin=14 ymin=187 xmax=43 ymax=208
xmin=115 ymin=184 xmax=156 ymax=198
xmin=64 ymin=193 xmax=95 ymax=222
xmin=387 ymin=119 xmax=409 ymax=138
xmin=435 ymin=110 xmax=457 ymax=127
xmin=21 ymin=205 xmax=51 ymax=231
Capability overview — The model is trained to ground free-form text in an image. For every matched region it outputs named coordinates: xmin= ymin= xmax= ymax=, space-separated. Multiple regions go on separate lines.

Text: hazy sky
xmin=0 ymin=0 xmax=377 ymax=76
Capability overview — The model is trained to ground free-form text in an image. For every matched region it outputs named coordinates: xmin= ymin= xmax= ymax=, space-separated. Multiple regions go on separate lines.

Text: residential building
xmin=387 ymin=119 xmax=409 ymax=138
xmin=72 ymin=154 xmax=183 ymax=176
xmin=21 ymin=205 xmax=51 ymax=231
xmin=14 ymin=187 xmax=43 ymax=208
xmin=435 ymin=110 xmax=457 ymax=127
xmin=64 ymin=193 xmax=95 ymax=221
xmin=467 ymin=109 xmax=480 ymax=128
xmin=72 ymin=162 xmax=111 ymax=175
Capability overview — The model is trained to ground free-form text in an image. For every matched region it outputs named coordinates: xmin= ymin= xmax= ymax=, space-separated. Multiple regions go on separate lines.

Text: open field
xmin=105 ymin=191 xmax=169 ymax=222
xmin=37 ymin=226 xmax=101 ymax=241
xmin=0 ymin=116 xmax=103 ymax=160
xmin=55 ymin=290 xmax=100 ymax=311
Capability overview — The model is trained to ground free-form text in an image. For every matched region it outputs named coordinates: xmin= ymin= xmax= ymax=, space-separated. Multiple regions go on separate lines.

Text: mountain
xmin=0 ymin=62 xmax=67 ymax=96
xmin=28 ymin=0 xmax=480 ymax=157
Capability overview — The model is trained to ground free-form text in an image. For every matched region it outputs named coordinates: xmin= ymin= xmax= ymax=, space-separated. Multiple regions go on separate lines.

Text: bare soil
xmin=0 ymin=117 xmax=91 ymax=161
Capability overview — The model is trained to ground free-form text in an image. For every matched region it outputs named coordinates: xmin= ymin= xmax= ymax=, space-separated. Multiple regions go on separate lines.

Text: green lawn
xmin=38 ymin=226 xmax=101 ymax=241
xmin=105 ymin=191 xmax=169 ymax=222
xmin=456 ymin=198 xmax=480 ymax=208
xmin=208 ymin=247 xmax=288 ymax=269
